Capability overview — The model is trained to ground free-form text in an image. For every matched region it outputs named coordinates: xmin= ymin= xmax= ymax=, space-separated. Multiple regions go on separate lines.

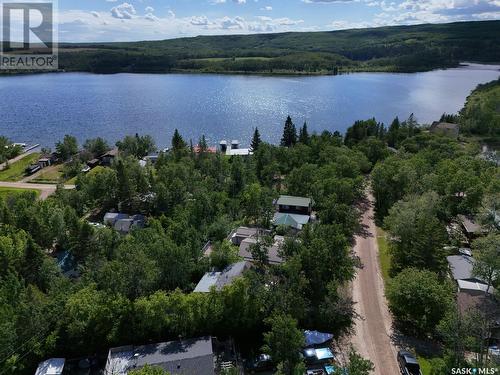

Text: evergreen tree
xmin=281 ymin=116 xmax=297 ymax=147
xmin=251 ymin=128 xmax=262 ymax=152
xmin=171 ymin=129 xmax=186 ymax=151
xmin=387 ymin=117 xmax=400 ymax=147
xmin=198 ymin=135 xmax=208 ymax=153
xmin=298 ymin=122 xmax=310 ymax=144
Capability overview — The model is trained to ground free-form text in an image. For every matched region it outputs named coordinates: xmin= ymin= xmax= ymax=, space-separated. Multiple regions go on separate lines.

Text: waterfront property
xmin=273 ymin=195 xmax=313 ymax=231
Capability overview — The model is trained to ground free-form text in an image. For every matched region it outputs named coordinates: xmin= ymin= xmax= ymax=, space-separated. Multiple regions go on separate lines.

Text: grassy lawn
xmin=417 ymin=355 xmax=434 ymax=375
xmin=0 ymin=187 xmax=40 ymax=199
xmin=0 ymin=153 xmax=40 ymax=181
xmin=31 ymin=164 xmax=64 ymax=184
xmin=376 ymin=227 xmax=391 ymax=285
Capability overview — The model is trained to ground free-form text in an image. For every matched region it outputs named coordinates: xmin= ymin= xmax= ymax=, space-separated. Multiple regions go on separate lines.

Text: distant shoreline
xmin=2 ymin=61 xmax=499 ymax=78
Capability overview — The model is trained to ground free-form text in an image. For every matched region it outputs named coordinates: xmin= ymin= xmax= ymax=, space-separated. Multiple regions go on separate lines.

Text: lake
xmin=0 ymin=63 xmax=499 ymax=148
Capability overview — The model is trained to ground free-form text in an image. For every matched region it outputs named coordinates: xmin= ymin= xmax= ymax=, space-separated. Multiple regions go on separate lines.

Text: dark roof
xmin=238 ymin=237 xmax=284 ymax=265
xmin=106 ymin=337 xmax=214 ymax=375
xmin=398 ymin=350 xmax=418 ymax=365
xmin=458 ymin=215 xmax=485 ymax=234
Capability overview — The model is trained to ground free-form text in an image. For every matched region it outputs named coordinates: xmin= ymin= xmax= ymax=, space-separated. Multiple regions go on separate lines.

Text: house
xmin=193 ymin=145 xmax=217 ymax=154
xmin=100 ymin=149 xmax=119 ymax=166
xmin=194 ymin=261 xmax=249 ymax=292
xmin=87 ymin=158 xmax=100 ymax=169
xmin=113 ymin=214 xmax=146 ymax=234
xmin=430 ymin=121 xmax=459 ymax=138
xmin=238 ymin=235 xmax=285 ymax=265
xmin=273 ymin=212 xmax=311 ymax=231
xmin=37 ymin=157 xmax=52 ymax=168
xmin=228 ymin=226 xmax=268 ymax=246
xmin=273 ymin=195 xmax=313 ymax=230
xmin=219 ymin=139 xmax=252 ymax=156
xmin=457 ymin=214 xmax=486 ymax=239
xmin=446 ymin=255 xmax=483 ymax=283
xmin=104 ymin=337 xmax=215 ymax=375
xmin=276 ymin=195 xmax=312 ymax=216
xmin=457 ymin=280 xmax=496 ymax=296
xmin=103 ymin=212 xmax=130 ymax=226
xmin=35 ymin=358 xmax=65 ymax=375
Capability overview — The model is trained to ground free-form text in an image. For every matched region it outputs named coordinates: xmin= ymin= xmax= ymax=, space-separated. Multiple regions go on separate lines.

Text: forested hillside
xmin=57 ymin=20 xmax=500 ymax=74
xmin=460 ymin=78 xmax=500 ymax=137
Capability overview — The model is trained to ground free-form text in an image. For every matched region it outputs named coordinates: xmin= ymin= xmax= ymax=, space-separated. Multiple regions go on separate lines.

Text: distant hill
xmin=57 ymin=20 xmax=500 ymax=74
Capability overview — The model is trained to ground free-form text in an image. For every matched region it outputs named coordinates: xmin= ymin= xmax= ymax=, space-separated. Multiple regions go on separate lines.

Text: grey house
xmin=194 ymin=261 xmax=249 ymax=292
xmin=104 ymin=337 xmax=215 ymax=375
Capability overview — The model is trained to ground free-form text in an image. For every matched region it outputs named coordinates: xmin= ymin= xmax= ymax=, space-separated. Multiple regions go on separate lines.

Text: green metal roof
xmin=273 ymin=213 xmax=310 ymax=229
xmin=276 ymin=195 xmax=311 ymax=207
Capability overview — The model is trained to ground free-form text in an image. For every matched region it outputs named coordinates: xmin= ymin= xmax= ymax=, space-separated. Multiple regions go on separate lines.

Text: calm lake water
xmin=0 ymin=63 xmax=499 ymax=148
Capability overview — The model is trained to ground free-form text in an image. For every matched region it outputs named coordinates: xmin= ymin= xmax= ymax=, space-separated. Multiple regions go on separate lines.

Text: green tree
xmin=384 ymin=192 xmax=448 ymax=274
xmin=387 ymin=268 xmax=454 ymax=337
xmin=262 ymin=313 xmax=304 ymax=374
xmin=251 ymin=127 xmax=262 ymax=152
xmin=335 ymin=348 xmax=374 ymax=375
xmin=281 ymin=116 xmax=297 ymax=147
xmin=56 ymin=135 xmax=78 ymax=161
xmin=83 ymin=137 xmax=109 ymax=157
xmin=129 ymin=365 xmax=171 ymax=375
xmin=472 ymin=233 xmax=500 ymax=293
xmin=172 ymin=129 xmax=186 ymax=152
xmin=298 ymin=122 xmax=310 ymax=145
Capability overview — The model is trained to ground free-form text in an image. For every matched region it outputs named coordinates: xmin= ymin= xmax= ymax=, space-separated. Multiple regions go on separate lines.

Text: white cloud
xmin=110 ymin=2 xmax=136 ymax=19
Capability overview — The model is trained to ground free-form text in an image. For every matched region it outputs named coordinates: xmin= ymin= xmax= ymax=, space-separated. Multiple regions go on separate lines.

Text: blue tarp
xmin=304 ymin=330 xmax=334 ymax=347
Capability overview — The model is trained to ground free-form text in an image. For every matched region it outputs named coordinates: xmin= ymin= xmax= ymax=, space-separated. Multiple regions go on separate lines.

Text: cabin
xmin=238 ymin=235 xmax=285 ymax=265
xmin=430 ymin=121 xmax=459 ymax=139
xmin=194 ymin=261 xmax=249 ymax=292
xmin=99 ymin=149 xmax=119 ymax=166
xmin=276 ymin=195 xmax=312 ymax=216
xmin=457 ymin=214 xmax=486 ymax=240
xmin=273 ymin=195 xmax=313 ymax=231
xmin=104 ymin=337 xmax=215 ymax=375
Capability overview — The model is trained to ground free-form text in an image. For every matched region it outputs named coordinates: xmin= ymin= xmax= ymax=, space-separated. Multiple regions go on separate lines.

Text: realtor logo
xmin=0 ymin=1 xmax=58 ymax=70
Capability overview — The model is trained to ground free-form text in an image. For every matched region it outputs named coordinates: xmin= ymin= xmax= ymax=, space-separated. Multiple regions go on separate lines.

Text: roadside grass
xmin=0 ymin=187 xmax=40 ymax=199
xmin=376 ymin=227 xmax=391 ymax=285
xmin=0 ymin=153 xmax=41 ymax=181
xmin=417 ymin=355 xmax=433 ymax=375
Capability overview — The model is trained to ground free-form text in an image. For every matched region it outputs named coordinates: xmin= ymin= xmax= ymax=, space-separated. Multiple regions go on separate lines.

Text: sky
xmin=32 ymin=0 xmax=500 ymax=42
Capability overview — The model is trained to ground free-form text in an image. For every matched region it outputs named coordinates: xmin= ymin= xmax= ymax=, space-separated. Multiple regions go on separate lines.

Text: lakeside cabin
xmin=272 ymin=195 xmax=313 ymax=231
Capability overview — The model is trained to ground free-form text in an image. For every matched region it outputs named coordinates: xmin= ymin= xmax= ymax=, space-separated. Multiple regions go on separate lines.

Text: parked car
xmin=244 ymin=354 xmax=275 ymax=373
xmin=397 ymin=350 xmax=422 ymax=375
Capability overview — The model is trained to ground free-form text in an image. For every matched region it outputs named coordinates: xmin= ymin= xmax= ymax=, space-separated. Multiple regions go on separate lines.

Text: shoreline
xmin=2 ymin=61 xmax=500 ymax=78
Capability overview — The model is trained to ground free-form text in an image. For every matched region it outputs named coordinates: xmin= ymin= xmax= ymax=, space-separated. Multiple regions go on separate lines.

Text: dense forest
xmin=0 ymin=125 xmax=373 ymax=374
xmin=54 ymin=20 xmax=500 ymax=74
xmin=0 ymin=80 xmax=499 ymax=375
xmin=460 ymin=78 xmax=500 ymax=138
